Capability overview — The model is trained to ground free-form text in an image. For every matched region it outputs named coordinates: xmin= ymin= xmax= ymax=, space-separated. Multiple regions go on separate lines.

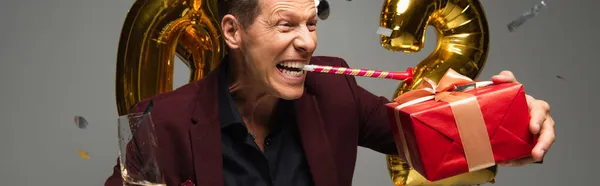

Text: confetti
xmin=74 ymin=116 xmax=88 ymax=129
xmin=507 ymin=1 xmax=548 ymax=32
xmin=77 ymin=148 xmax=90 ymax=160
xmin=316 ymin=0 xmax=330 ymax=20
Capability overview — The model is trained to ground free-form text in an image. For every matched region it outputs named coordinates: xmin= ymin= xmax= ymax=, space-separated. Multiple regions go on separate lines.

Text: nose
xmin=293 ymin=26 xmax=317 ymax=54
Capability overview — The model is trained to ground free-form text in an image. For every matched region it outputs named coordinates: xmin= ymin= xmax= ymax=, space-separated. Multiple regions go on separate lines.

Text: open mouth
xmin=276 ymin=62 xmax=305 ymax=76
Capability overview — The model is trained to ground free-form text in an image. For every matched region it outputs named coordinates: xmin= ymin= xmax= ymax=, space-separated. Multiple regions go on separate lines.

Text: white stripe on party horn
xmin=302 ymin=64 xmax=413 ymax=81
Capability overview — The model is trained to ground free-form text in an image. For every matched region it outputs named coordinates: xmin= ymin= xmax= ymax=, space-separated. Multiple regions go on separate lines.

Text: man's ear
xmin=221 ymin=15 xmax=242 ymax=50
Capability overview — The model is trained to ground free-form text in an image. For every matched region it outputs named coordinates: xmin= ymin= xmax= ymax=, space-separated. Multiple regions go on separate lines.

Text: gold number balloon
xmin=116 ymin=0 xmax=225 ymax=116
xmin=379 ymin=0 xmax=498 ymax=185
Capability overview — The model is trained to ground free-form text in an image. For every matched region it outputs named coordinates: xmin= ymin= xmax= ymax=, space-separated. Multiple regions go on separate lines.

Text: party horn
xmin=302 ymin=64 xmax=413 ymax=81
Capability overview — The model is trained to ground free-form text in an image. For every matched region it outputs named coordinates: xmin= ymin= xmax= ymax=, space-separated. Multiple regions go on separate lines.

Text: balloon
xmin=378 ymin=0 xmax=496 ymax=185
xmin=387 ymin=155 xmax=497 ymax=186
xmin=116 ymin=0 xmax=225 ymax=116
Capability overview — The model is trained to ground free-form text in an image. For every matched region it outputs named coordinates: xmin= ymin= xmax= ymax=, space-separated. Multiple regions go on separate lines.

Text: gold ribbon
xmin=392 ymin=69 xmax=496 ymax=172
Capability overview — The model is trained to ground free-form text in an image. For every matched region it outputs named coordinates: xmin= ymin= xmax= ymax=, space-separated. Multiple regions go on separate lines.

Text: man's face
xmin=238 ymin=0 xmax=318 ymax=100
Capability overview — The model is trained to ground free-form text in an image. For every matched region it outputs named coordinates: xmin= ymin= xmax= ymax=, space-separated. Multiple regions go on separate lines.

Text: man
xmin=105 ymin=0 xmax=556 ymax=185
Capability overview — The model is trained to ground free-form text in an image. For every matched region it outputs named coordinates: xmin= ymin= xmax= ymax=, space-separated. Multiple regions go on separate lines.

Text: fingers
xmin=502 ymin=98 xmax=553 ymax=166
xmin=528 ymin=98 xmax=553 ymax=161
xmin=492 ymin=70 xmax=519 ymax=84
xmin=529 ymin=104 xmax=546 ymax=135
xmin=526 ymin=94 xmax=534 ymax=111
xmin=499 ymin=70 xmax=516 ymax=79
xmin=528 ymin=98 xmax=550 ymax=134
xmin=491 ymin=75 xmax=512 ymax=84
xmin=500 ymin=157 xmax=535 ymax=167
xmin=532 ymin=116 xmax=555 ymax=161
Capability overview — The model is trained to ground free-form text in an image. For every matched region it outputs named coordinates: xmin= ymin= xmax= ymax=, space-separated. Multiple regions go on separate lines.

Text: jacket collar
xmin=216 ymin=60 xmax=244 ymax=129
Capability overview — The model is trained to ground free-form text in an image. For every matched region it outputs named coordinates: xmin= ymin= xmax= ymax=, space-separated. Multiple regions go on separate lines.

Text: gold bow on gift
xmin=392 ymin=68 xmax=496 ymax=176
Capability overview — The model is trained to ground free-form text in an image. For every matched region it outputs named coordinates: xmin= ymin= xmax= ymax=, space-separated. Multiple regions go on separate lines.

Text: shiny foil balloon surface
xmin=387 ymin=156 xmax=498 ymax=185
xmin=379 ymin=0 xmax=497 ymax=185
xmin=116 ymin=0 xmax=225 ymax=115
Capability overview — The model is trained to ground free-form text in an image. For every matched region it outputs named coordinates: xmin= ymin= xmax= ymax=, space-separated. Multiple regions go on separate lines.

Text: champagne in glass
xmin=117 ymin=112 xmax=165 ymax=186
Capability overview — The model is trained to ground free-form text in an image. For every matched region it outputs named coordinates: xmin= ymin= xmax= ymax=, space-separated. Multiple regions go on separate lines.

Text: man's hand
xmin=491 ymin=71 xmax=555 ymax=166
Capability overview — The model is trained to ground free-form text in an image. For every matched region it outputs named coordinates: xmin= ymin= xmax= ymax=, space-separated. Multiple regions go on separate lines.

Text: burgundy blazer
xmin=104 ymin=56 xmax=400 ymax=186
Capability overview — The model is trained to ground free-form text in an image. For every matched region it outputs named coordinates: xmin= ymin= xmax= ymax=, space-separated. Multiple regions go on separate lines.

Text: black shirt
xmin=218 ymin=61 xmax=315 ymax=186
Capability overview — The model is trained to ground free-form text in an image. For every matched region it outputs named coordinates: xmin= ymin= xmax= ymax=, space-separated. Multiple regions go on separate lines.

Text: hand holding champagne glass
xmin=117 ymin=102 xmax=165 ymax=186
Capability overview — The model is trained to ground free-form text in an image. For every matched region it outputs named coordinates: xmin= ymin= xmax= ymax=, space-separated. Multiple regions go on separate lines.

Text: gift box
xmin=386 ymin=69 xmax=538 ymax=182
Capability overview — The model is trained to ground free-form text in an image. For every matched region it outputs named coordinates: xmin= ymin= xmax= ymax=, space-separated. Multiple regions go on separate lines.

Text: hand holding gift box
xmin=386 ymin=69 xmax=538 ymax=182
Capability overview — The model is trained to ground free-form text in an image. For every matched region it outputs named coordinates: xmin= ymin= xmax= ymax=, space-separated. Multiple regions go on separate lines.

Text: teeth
xmin=277 ymin=61 xmax=305 ymax=77
xmin=282 ymin=69 xmax=304 ymax=76
xmin=279 ymin=61 xmax=303 ymax=69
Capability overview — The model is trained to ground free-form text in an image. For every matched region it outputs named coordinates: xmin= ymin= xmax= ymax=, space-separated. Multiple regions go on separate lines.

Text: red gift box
xmin=385 ymin=69 xmax=538 ymax=182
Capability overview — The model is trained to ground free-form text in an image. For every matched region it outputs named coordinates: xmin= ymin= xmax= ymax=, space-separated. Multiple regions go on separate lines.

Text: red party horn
xmin=302 ymin=64 xmax=413 ymax=81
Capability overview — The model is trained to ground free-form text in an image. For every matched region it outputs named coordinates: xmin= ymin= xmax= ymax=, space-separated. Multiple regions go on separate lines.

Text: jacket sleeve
xmin=335 ymin=57 xmax=403 ymax=156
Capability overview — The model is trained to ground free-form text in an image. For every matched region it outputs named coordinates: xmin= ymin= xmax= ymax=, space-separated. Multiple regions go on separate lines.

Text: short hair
xmin=217 ymin=0 xmax=261 ymax=28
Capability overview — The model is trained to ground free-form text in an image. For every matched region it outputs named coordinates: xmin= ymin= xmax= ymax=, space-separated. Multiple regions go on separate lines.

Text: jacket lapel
xmin=295 ymin=92 xmax=340 ymax=186
xmin=188 ymin=66 xmax=223 ymax=186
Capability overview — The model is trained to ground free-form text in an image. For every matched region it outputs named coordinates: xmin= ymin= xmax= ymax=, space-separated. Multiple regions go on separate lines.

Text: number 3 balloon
xmin=115 ymin=0 xmax=225 ymax=116
xmin=378 ymin=0 xmax=498 ymax=185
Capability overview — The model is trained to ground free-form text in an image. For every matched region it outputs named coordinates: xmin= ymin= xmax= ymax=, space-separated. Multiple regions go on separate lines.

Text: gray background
xmin=0 ymin=0 xmax=597 ymax=185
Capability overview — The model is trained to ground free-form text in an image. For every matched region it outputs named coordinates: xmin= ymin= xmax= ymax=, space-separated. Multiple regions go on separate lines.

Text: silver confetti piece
xmin=316 ymin=0 xmax=330 ymax=20
xmin=507 ymin=1 xmax=548 ymax=32
xmin=74 ymin=116 xmax=88 ymax=129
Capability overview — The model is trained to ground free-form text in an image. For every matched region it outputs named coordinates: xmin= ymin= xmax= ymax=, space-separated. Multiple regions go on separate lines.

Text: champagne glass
xmin=117 ymin=112 xmax=165 ymax=186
